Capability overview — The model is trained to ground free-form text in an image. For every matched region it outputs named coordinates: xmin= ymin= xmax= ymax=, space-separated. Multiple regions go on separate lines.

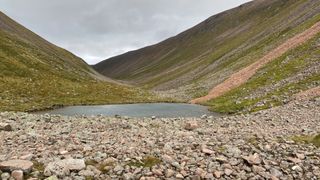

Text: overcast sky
xmin=1 ymin=0 xmax=251 ymax=64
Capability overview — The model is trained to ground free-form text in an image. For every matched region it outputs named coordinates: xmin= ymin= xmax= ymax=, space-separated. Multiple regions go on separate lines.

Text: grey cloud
xmin=1 ymin=0 xmax=251 ymax=64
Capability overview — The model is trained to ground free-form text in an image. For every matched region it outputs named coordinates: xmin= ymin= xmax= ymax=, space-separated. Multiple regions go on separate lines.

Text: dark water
xmin=39 ymin=103 xmax=218 ymax=118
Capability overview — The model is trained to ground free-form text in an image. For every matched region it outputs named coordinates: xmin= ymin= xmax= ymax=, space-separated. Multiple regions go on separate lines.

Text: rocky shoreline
xmin=0 ymin=99 xmax=319 ymax=180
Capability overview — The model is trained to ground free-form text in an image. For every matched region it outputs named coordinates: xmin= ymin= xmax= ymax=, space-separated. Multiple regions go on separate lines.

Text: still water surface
xmin=39 ymin=103 xmax=218 ymax=118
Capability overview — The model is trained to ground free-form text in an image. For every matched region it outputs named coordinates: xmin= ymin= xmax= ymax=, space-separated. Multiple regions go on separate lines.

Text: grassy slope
xmin=206 ymin=32 xmax=320 ymax=113
xmin=94 ymin=0 xmax=320 ymax=90
xmin=0 ymin=12 xmax=158 ymax=112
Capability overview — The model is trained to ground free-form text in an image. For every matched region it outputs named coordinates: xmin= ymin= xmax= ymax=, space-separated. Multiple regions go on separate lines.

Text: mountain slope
xmin=0 ymin=11 xmax=155 ymax=111
xmin=94 ymin=0 xmax=320 ymax=113
xmin=192 ymin=21 xmax=320 ymax=104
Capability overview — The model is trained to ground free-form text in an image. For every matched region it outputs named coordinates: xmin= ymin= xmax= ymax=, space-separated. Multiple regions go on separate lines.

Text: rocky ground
xmin=0 ymin=99 xmax=319 ymax=180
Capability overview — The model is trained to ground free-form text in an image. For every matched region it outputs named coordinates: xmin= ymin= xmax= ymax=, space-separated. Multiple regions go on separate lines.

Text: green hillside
xmin=94 ymin=0 xmax=320 ymax=113
xmin=0 ymin=12 xmax=157 ymax=112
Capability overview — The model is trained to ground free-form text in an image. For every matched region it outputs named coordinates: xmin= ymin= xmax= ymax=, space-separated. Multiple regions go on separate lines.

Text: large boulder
xmin=0 ymin=160 xmax=33 ymax=173
xmin=44 ymin=159 xmax=85 ymax=177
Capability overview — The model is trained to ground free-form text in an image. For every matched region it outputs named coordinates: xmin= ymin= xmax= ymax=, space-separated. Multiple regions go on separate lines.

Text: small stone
xmin=243 ymin=153 xmax=261 ymax=165
xmin=79 ymin=169 xmax=94 ymax=177
xmin=86 ymin=165 xmax=101 ymax=176
xmin=265 ymin=144 xmax=272 ymax=151
xmin=152 ymin=169 xmax=163 ymax=176
xmin=123 ymin=173 xmax=135 ymax=180
xmin=165 ymin=169 xmax=175 ymax=178
xmin=0 ymin=123 xmax=12 ymax=131
xmin=196 ymin=168 xmax=206 ymax=177
xmin=1 ymin=172 xmax=10 ymax=180
xmin=103 ymin=157 xmax=117 ymax=164
xmin=215 ymin=156 xmax=228 ymax=163
xmin=270 ymin=168 xmax=282 ymax=177
xmin=185 ymin=121 xmax=198 ymax=131
xmin=11 ymin=170 xmax=23 ymax=180
xmin=213 ymin=171 xmax=222 ymax=178
xmin=20 ymin=154 xmax=33 ymax=161
xmin=176 ymin=173 xmax=184 ymax=179
xmin=292 ymin=165 xmax=303 ymax=172
xmin=162 ymin=155 xmax=174 ymax=164
xmin=287 ymin=157 xmax=301 ymax=164
xmin=141 ymin=177 xmax=156 ymax=180
xmin=171 ymin=161 xmax=181 ymax=169
xmin=30 ymin=171 xmax=40 ymax=178
xmin=201 ymin=114 xmax=207 ymax=119
xmin=201 ymin=147 xmax=214 ymax=155
xmin=151 ymin=116 xmax=156 ymax=120
xmin=45 ymin=176 xmax=59 ymax=180
xmin=83 ymin=145 xmax=93 ymax=152
xmin=103 ymin=166 xmax=113 ymax=172
xmin=205 ymin=173 xmax=214 ymax=179
xmin=59 ymin=150 xmax=68 ymax=155
xmin=114 ymin=165 xmax=124 ymax=173
xmin=296 ymin=153 xmax=305 ymax=160
xmin=252 ymin=165 xmax=265 ymax=173
xmin=0 ymin=160 xmax=33 ymax=173
xmin=224 ymin=169 xmax=233 ymax=176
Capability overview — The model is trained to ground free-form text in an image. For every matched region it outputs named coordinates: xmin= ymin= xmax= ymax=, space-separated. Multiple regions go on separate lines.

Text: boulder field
xmin=0 ymin=99 xmax=319 ymax=179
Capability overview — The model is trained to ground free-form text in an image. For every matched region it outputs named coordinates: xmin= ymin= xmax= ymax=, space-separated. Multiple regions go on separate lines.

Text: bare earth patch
xmin=292 ymin=86 xmax=320 ymax=101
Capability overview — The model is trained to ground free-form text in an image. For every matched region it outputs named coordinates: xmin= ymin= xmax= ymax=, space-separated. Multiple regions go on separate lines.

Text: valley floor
xmin=0 ymin=98 xmax=319 ymax=179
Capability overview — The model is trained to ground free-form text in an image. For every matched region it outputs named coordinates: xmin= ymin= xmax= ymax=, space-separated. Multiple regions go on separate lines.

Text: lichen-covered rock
xmin=44 ymin=159 xmax=85 ymax=177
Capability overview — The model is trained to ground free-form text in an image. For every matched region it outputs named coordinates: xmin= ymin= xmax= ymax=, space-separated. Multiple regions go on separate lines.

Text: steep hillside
xmin=94 ymin=0 xmax=320 ymax=113
xmin=0 ymin=11 xmax=156 ymax=112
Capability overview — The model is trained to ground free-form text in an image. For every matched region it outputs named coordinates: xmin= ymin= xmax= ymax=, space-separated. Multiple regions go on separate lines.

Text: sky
xmin=1 ymin=0 xmax=251 ymax=64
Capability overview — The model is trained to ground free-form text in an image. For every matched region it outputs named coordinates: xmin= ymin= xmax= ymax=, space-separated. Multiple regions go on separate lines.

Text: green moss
xmin=215 ymin=146 xmax=227 ymax=153
xmin=292 ymin=135 xmax=314 ymax=144
xmin=291 ymin=134 xmax=320 ymax=147
xmin=247 ymin=136 xmax=259 ymax=147
xmin=85 ymin=177 xmax=95 ymax=180
xmin=311 ymin=134 xmax=320 ymax=147
xmin=127 ymin=156 xmax=161 ymax=168
xmin=85 ymin=159 xmax=99 ymax=166
xmin=85 ymin=159 xmax=114 ymax=174
xmin=32 ymin=161 xmax=45 ymax=173
xmin=30 ymin=161 xmax=46 ymax=179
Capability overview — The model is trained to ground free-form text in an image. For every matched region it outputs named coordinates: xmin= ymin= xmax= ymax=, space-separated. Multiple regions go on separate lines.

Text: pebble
xmin=1 ymin=172 xmax=10 ymax=180
xmin=11 ymin=170 xmax=23 ymax=180
xmin=185 ymin=121 xmax=198 ymax=130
